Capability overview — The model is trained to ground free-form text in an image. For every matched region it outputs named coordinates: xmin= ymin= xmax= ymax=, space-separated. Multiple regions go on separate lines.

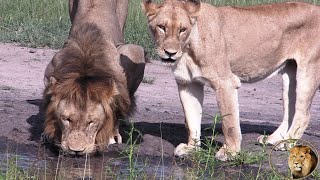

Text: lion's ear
xmin=49 ymin=77 xmax=57 ymax=86
xmin=46 ymin=77 xmax=57 ymax=101
xmin=183 ymin=0 xmax=201 ymax=15
xmin=304 ymin=146 xmax=311 ymax=154
xmin=142 ymin=0 xmax=160 ymax=20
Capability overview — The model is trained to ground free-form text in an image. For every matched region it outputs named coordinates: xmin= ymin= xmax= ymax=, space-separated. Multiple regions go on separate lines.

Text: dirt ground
xmin=1 ymin=43 xmax=320 ymax=178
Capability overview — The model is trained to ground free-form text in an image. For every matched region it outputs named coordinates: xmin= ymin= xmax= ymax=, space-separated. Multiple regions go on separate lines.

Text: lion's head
xmin=142 ymin=0 xmax=200 ymax=62
xmin=43 ymin=23 xmax=131 ymax=155
xmin=288 ymin=145 xmax=317 ymax=179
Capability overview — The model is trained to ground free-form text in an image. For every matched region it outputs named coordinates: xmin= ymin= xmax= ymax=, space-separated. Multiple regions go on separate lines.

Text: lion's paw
xmin=215 ymin=146 xmax=238 ymax=161
xmin=108 ymin=137 xmax=116 ymax=145
xmin=174 ymin=143 xmax=197 ymax=157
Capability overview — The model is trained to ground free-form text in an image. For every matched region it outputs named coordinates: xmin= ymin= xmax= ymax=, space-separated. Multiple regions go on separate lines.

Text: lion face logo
xmin=143 ymin=0 xmax=200 ymax=62
xmin=288 ymin=145 xmax=318 ymax=179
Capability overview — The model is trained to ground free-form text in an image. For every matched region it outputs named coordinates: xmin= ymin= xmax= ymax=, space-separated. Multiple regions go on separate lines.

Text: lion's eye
xmin=61 ymin=115 xmax=71 ymax=122
xmin=180 ymin=27 xmax=187 ymax=34
xmin=61 ymin=115 xmax=71 ymax=126
xmin=157 ymin=25 xmax=166 ymax=32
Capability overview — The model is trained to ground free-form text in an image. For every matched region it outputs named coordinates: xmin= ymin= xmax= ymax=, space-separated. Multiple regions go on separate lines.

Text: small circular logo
xmin=269 ymin=139 xmax=318 ymax=179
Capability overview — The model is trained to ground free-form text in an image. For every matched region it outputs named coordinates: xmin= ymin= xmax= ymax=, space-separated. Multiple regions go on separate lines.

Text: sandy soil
xmin=0 ymin=43 xmax=320 ymax=177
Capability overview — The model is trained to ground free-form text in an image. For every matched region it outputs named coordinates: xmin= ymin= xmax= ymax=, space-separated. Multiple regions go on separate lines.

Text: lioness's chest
xmin=172 ymin=54 xmax=208 ymax=85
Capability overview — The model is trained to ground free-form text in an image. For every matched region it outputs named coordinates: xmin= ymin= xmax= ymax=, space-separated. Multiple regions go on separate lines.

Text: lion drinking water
xmin=43 ymin=0 xmax=146 ymax=155
xmin=143 ymin=0 xmax=320 ymax=161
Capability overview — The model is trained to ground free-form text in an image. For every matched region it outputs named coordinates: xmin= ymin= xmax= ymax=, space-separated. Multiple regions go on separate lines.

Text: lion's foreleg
xmin=213 ymin=80 xmax=242 ymax=161
xmin=174 ymin=82 xmax=204 ymax=157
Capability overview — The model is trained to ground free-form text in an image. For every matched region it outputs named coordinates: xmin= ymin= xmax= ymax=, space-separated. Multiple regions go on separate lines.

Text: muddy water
xmin=0 ymin=136 xmax=186 ymax=179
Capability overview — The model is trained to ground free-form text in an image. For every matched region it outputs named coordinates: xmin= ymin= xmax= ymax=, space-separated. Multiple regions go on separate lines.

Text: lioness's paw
xmin=273 ymin=142 xmax=286 ymax=151
xmin=174 ymin=143 xmax=197 ymax=157
xmin=215 ymin=147 xmax=238 ymax=161
xmin=257 ymin=135 xmax=282 ymax=145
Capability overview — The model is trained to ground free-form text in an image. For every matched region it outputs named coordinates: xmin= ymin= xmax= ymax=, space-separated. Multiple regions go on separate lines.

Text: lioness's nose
xmin=164 ymin=49 xmax=177 ymax=57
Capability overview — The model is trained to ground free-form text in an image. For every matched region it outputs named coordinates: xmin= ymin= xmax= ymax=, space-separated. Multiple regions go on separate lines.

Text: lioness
xmin=289 ymin=145 xmax=317 ymax=179
xmin=43 ymin=0 xmax=145 ymax=155
xmin=143 ymin=0 xmax=320 ymax=160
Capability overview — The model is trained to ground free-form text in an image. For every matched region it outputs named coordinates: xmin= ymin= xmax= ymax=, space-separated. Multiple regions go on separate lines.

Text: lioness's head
xmin=143 ymin=0 xmax=200 ymax=62
xmin=43 ymin=24 xmax=131 ymax=155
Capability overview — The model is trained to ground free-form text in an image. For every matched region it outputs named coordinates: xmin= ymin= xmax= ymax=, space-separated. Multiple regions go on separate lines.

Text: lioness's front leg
xmin=174 ymin=82 xmax=204 ymax=157
xmin=212 ymin=78 xmax=242 ymax=161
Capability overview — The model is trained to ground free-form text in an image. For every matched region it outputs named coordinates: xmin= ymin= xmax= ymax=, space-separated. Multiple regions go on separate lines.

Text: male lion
xmin=43 ymin=0 xmax=146 ymax=155
xmin=289 ymin=145 xmax=317 ymax=179
xmin=143 ymin=0 xmax=320 ymax=161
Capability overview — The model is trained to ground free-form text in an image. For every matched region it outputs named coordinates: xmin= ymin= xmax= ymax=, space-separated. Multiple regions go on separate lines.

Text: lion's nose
xmin=164 ymin=49 xmax=177 ymax=57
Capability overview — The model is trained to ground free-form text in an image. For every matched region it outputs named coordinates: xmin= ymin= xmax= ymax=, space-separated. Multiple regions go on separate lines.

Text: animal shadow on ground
xmin=127 ymin=121 xmax=278 ymax=150
xmin=26 ymin=99 xmax=45 ymax=143
xmin=25 ymin=99 xmax=279 ymax=155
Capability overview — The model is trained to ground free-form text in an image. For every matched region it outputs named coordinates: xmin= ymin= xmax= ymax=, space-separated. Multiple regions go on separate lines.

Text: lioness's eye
xmin=157 ymin=25 xmax=166 ymax=32
xmin=180 ymin=27 xmax=187 ymax=33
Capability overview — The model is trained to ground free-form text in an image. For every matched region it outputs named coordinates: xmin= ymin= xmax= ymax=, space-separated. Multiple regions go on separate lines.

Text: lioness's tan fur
xmin=43 ymin=0 xmax=145 ymax=154
xmin=289 ymin=145 xmax=318 ymax=179
xmin=143 ymin=0 xmax=320 ymax=160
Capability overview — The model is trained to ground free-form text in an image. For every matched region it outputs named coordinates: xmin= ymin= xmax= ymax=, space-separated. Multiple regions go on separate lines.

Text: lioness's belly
xmin=230 ymin=56 xmax=287 ymax=83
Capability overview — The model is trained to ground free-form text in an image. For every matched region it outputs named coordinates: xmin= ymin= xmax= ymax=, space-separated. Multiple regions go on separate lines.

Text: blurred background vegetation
xmin=0 ymin=0 xmax=319 ymax=57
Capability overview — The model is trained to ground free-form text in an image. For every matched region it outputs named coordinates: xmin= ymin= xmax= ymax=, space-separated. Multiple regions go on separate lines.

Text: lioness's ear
xmin=142 ymin=0 xmax=159 ymax=20
xmin=183 ymin=0 xmax=201 ymax=15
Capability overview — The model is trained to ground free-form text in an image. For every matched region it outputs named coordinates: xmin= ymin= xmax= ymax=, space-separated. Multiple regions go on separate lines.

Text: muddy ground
xmin=0 ymin=43 xmax=320 ymax=179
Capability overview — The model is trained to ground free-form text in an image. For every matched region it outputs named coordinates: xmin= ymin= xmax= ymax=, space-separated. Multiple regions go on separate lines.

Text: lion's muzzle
xmin=61 ymin=130 xmax=96 ymax=155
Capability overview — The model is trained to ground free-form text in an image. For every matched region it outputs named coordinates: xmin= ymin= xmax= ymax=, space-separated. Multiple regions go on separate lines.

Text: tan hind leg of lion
xmin=116 ymin=0 xmax=129 ymax=34
xmin=174 ymin=82 xmax=204 ymax=157
xmin=258 ymin=61 xmax=297 ymax=145
xmin=118 ymin=44 xmax=146 ymax=96
xmin=284 ymin=65 xmax=320 ymax=144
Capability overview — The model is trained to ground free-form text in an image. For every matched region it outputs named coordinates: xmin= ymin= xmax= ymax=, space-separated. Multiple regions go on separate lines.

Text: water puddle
xmin=0 ymin=136 xmax=186 ymax=179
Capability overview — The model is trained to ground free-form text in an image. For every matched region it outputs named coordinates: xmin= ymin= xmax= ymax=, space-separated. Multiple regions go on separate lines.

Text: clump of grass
xmin=0 ymin=0 xmax=319 ymax=50
xmin=0 ymin=0 xmax=69 ymax=48
xmin=185 ymin=114 xmax=221 ymax=178
xmin=119 ymin=120 xmax=145 ymax=179
xmin=0 ymin=85 xmax=14 ymax=91
xmin=0 ymin=154 xmax=41 ymax=180
xmin=142 ymin=76 xmax=156 ymax=84
xmin=183 ymin=114 xmax=274 ymax=179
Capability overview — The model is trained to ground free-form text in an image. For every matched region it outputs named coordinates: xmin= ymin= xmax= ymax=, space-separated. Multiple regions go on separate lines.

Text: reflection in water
xmin=0 ymin=138 xmax=185 ymax=179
